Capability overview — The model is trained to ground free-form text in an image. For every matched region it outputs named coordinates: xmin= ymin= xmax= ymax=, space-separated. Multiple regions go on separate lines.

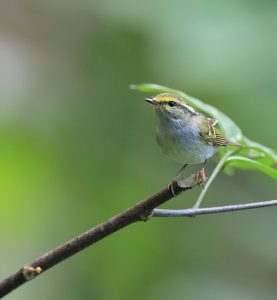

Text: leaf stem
xmin=193 ymin=150 xmax=233 ymax=209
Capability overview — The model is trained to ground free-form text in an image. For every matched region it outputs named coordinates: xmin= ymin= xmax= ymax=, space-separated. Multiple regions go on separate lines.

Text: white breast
xmin=155 ymin=115 xmax=216 ymax=164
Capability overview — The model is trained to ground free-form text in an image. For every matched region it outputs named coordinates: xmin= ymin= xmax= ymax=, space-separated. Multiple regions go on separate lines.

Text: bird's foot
xmin=196 ymin=168 xmax=208 ymax=188
xmin=168 ymin=179 xmax=178 ymax=196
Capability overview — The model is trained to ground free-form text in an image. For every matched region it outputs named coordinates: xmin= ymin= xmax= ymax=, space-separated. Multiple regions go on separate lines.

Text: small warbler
xmin=145 ymin=93 xmax=231 ymax=185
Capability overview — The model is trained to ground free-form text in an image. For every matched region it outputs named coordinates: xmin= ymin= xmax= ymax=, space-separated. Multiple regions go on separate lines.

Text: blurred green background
xmin=1 ymin=1 xmax=277 ymax=299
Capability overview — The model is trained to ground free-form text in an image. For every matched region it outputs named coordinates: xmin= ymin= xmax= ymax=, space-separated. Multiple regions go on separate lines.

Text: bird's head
xmin=145 ymin=93 xmax=198 ymax=120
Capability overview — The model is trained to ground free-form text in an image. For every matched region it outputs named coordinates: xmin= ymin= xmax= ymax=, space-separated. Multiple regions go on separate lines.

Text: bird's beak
xmin=145 ymin=98 xmax=157 ymax=105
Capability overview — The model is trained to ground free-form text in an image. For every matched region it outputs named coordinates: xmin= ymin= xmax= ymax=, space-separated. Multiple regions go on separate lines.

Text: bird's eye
xmin=168 ymin=101 xmax=176 ymax=107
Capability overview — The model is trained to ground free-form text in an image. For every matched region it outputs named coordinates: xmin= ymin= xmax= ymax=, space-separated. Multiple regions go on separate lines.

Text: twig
xmin=153 ymin=199 xmax=277 ymax=217
xmin=0 ymin=175 xmax=198 ymax=299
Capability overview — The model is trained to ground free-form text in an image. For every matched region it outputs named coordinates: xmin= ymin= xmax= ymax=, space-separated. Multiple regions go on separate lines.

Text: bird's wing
xmin=199 ymin=118 xmax=229 ymax=147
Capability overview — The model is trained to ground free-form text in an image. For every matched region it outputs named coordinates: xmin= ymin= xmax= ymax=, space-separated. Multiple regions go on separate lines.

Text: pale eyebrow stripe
xmin=180 ymin=103 xmax=198 ymax=115
xmin=156 ymin=97 xmax=198 ymax=115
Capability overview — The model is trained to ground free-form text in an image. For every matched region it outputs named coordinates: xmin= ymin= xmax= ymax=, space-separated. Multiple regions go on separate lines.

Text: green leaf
xmin=131 ymin=83 xmax=243 ymax=142
xmin=242 ymin=137 xmax=277 ymax=164
xmin=225 ymin=156 xmax=277 ymax=180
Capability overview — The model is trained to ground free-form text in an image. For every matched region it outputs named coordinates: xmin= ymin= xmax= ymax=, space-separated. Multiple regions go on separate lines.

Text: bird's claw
xmin=168 ymin=179 xmax=178 ymax=196
xmin=196 ymin=168 xmax=208 ymax=188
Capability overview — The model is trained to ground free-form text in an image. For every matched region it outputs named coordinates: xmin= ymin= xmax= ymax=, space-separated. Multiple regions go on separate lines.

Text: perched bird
xmin=145 ymin=93 xmax=231 ymax=187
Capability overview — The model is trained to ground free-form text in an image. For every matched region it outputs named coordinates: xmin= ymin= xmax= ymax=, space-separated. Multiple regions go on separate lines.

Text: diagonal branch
xmin=0 ymin=172 xmax=276 ymax=299
xmin=0 ymin=175 xmax=198 ymax=299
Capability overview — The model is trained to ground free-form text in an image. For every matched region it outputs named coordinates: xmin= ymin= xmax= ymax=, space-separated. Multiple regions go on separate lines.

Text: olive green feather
xmin=199 ymin=118 xmax=229 ymax=147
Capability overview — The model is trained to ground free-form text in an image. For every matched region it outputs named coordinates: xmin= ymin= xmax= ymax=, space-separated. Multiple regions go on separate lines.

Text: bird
xmin=145 ymin=93 xmax=232 ymax=190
